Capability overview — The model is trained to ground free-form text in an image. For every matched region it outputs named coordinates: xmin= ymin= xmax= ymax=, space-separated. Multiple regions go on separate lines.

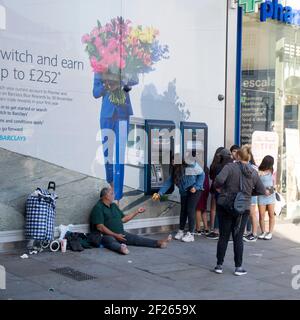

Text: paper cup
xmin=60 ymin=239 xmax=67 ymax=253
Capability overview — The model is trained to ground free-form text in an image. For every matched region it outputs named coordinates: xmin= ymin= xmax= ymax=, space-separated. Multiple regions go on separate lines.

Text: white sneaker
xmin=264 ymin=232 xmax=273 ymax=240
xmin=234 ymin=267 xmax=247 ymax=276
xmin=258 ymin=232 xmax=267 ymax=239
xmin=181 ymin=232 xmax=194 ymax=242
xmin=174 ymin=230 xmax=184 ymax=240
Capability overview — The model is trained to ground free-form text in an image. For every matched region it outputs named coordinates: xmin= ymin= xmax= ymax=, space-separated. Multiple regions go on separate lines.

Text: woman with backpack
xmin=213 ymin=145 xmax=267 ymax=276
xmin=257 ymin=155 xmax=276 ymax=240
xmin=152 ymin=153 xmax=205 ymax=243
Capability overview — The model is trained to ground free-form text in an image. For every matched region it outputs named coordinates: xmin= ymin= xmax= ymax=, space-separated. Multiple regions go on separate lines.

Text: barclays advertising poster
xmin=0 ymin=0 xmax=226 ymax=205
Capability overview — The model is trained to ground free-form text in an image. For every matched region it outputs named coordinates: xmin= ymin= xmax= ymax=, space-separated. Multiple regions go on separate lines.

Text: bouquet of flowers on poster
xmin=82 ymin=17 xmax=169 ymax=105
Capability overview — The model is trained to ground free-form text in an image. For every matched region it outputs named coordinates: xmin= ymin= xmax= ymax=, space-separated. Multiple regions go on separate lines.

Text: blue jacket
xmin=93 ymin=73 xmax=138 ymax=119
xmin=159 ymin=162 xmax=205 ymax=196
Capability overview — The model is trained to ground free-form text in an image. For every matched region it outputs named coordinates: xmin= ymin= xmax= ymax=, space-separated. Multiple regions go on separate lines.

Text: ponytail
xmin=237 ymin=144 xmax=251 ymax=162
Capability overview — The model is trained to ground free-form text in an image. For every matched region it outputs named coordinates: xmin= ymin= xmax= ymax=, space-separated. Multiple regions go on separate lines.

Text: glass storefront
xmin=241 ymin=0 xmax=300 ymax=219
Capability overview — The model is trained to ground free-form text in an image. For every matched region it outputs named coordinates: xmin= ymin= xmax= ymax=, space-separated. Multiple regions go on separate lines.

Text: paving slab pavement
xmin=1 ymin=231 xmax=300 ymax=300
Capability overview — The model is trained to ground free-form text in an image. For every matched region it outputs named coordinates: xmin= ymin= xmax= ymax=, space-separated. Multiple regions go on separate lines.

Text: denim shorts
xmin=251 ymin=196 xmax=257 ymax=205
xmin=258 ymin=193 xmax=276 ymax=206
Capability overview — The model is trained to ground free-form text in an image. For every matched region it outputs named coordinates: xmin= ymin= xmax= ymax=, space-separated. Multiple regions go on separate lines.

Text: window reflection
xmin=242 ymin=5 xmax=300 ymax=218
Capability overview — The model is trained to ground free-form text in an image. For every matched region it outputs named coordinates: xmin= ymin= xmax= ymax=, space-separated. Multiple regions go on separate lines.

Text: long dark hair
xmin=259 ymin=155 xmax=274 ymax=173
xmin=173 ymin=163 xmax=186 ymax=186
xmin=171 ymin=153 xmax=187 ymax=186
xmin=220 ymin=154 xmax=233 ymax=167
xmin=209 ymin=147 xmax=224 ymax=179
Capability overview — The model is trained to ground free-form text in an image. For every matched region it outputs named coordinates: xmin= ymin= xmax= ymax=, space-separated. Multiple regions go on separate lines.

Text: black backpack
xmin=233 ymin=163 xmax=251 ymax=216
xmin=217 ymin=163 xmax=251 ymax=216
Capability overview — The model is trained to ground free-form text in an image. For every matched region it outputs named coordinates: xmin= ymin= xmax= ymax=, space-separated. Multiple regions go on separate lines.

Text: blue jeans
xmin=100 ymin=114 xmax=129 ymax=200
xmin=101 ymin=231 xmax=159 ymax=253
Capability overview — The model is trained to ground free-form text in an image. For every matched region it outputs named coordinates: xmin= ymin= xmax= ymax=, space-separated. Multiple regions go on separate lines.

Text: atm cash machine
xmin=144 ymin=120 xmax=175 ymax=195
xmin=180 ymin=122 xmax=208 ymax=169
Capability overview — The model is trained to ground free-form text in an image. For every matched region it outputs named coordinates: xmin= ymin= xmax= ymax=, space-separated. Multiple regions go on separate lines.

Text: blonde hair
xmin=237 ymin=144 xmax=251 ymax=162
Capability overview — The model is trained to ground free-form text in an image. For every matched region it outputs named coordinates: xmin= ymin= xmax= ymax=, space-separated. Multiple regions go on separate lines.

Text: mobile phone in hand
xmin=266 ymin=186 xmax=274 ymax=194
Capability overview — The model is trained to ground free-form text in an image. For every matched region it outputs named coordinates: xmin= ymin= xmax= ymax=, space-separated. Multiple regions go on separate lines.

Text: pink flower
xmin=81 ymin=34 xmax=91 ymax=43
xmin=104 ymin=24 xmax=112 ymax=33
xmin=132 ymin=47 xmax=139 ymax=56
xmin=103 ymin=53 xmax=117 ymax=66
xmin=94 ymin=37 xmax=103 ymax=48
xmin=119 ymin=45 xmax=127 ymax=58
xmin=119 ymin=58 xmax=126 ymax=69
xmin=107 ymin=38 xmax=118 ymax=52
xmin=91 ymin=27 xmax=100 ymax=38
xmin=90 ymin=56 xmax=108 ymax=73
xmin=137 ymin=51 xmax=143 ymax=59
xmin=143 ymin=54 xmax=152 ymax=66
xmin=131 ymin=38 xmax=138 ymax=46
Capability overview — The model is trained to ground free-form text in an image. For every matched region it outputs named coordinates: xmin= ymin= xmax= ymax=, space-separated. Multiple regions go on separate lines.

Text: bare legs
xmin=196 ymin=209 xmax=208 ymax=231
xmin=250 ymin=205 xmax=258 ymax=235
xmin=259 ymin=204 xmax=275 ymax=233
xmin=267 ymin=204 xmax=275 ymax=233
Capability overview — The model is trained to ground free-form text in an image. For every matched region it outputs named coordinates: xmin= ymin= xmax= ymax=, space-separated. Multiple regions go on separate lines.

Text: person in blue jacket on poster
xmin=93 ymin=72 xmax=138 ymax=203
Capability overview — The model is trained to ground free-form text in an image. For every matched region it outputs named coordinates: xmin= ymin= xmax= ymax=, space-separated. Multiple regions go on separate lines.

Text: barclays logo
xmin=0 ymin=4 xmax=6 ymax=30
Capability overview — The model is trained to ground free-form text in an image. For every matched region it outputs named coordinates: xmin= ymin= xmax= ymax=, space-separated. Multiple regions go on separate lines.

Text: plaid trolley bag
xmin=25 ymin=182 xmax=58 ymax=241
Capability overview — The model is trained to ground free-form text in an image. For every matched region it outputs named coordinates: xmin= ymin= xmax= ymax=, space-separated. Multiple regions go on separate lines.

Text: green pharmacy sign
xmin=238 ymin=0 xmax=262 ymax=13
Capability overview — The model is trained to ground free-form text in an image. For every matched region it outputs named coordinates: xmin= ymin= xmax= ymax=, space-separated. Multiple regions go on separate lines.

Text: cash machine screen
xmin=184 ymin=128 xmax=205 ymax=168
xmin=150 ymin=127 xmax=172 ymax=189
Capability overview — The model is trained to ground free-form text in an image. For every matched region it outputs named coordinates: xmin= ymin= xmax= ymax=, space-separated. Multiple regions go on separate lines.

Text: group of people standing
xmin=91 ymin=70 xmax=277 ymax=275
xmin=153 ymin=144 xmax=276 ymax=276
xmin=200 ymin=145 xmax=276 ymax=243
xmin=90 ymin=142 xmax=276 ymax=276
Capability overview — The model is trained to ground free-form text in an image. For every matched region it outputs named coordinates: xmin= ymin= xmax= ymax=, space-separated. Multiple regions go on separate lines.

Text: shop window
xmin=241 ymin=1 xmax=300 ymax=219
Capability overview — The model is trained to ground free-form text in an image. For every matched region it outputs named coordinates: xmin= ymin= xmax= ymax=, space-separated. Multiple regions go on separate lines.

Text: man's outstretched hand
xmin=122 ymin=207 xmax=146 ymax=224
xmin=115 ymin=234 xmax=127 ymax=242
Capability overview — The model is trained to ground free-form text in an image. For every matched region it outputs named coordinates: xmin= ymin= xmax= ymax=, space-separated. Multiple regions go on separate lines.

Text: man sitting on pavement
xmin=90 ymin=186 xmax=172 ymax=255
